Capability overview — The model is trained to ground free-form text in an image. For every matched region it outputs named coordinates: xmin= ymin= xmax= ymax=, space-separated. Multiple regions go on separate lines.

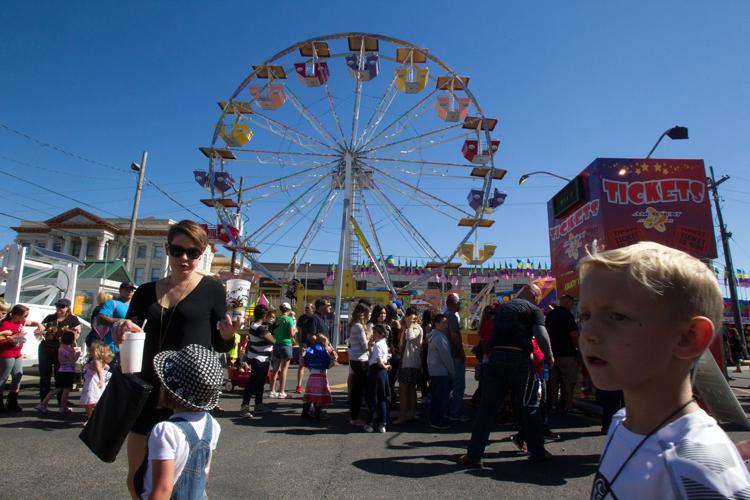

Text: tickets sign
xmin=548 ymin=158 xmax=717 ymax=296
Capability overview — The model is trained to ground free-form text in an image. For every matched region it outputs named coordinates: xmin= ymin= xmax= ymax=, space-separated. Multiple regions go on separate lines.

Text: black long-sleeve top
xmin=126 ymin=276 xmax=233 ymax=386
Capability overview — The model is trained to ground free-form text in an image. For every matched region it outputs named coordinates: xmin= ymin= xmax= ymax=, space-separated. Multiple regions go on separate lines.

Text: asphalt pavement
xmin=3 ymin=365 xmax=750 ymax=499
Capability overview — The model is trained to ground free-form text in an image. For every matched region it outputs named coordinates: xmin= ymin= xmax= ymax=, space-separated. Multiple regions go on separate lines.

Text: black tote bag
xmin=79 ymin=368 xmax=153 ymax=462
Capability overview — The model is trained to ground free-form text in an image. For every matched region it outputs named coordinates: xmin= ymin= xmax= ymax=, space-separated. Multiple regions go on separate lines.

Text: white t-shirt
xmin=369 ymin=338 xmax=389 ymax=366
xmin=140 ymin=412 xmax=221 ymax=499
xmin=591 ymin=408 xmax=750 ymax=499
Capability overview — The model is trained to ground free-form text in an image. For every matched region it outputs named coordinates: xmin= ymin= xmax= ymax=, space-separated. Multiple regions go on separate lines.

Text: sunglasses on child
xmin=167 ymin=244 xmax=202 ymax=260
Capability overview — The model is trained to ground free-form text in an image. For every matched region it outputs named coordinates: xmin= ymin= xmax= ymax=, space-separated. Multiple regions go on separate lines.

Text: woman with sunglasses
xmin=38 ymin=298 xmax=81 ymax=404
xmin=113 ymin=220 xmax=240 ymax=499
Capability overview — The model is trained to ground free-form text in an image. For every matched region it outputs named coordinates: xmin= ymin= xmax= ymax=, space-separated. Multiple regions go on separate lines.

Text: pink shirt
xmin=58 ymin=344 xmax=80 ymax=372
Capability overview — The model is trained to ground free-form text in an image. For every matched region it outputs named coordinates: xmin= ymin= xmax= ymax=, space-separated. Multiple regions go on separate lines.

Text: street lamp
xmin=518 ymin=171 xmax=572 ymax=185
xmin=126 ymin=151 xmax=148 ymax=274
xmin=646 ymin=126 xmax=689 ymax=159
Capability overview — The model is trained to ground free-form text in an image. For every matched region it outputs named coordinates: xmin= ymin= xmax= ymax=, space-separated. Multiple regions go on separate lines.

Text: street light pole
xmin=518 ymin=171 xmax=572 ymax=185
xmin=708 ymin=166 xmax=746 ymax=355
xmin=126 ymin=150 xmax=148 ymax=275
xmin=230 ymin=176 xmax=244 ymax=274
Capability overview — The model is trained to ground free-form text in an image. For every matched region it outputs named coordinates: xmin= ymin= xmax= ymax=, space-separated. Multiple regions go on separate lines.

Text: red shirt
xmin=0 ymin=320 xmax=26 ymax=358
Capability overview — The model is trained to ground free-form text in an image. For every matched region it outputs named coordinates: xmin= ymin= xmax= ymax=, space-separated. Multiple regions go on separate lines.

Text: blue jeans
xmin=429 ymin=375 xmax=451 ymax=425
xmin=467 ymin=350 xmax=545 ymax=460
xmin=450 ymin=357 xmax=466 ymax=417
xmin=0 ymin=357 xmax=23 ymax=392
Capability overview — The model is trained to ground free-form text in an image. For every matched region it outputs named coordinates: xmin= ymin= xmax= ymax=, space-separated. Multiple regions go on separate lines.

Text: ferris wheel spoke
xmin=376 ymin=175 xmax=462 ymax=221
xmin=238 ymin=163 xmax=335 ymax=195
xmin=349 ymin=55 xmax=365 ymax=149
xmin=284 ymin=86 xmax=343 ymax=148
xmin=376 ymin=130 xmax=474 ymax=157
xmin=362 ymin=123 xmax=463 ymax=155
xmin=246 ymin=173 xmax=331 ymax=240
xmin=232 ymin=148 xmax=338 ymax=159
xmin=359 ymin=87 xmax=440 ymax=150
xmin=367 ymin=164 xmax=472 ymax=217
xmin=369 ymin=182 xmax=442 ymax=261
xmin=284 ymin=189 xmax=338 ymax=276
xmin=323 ymin=82 xmax=347 ymax=144
xmin=366 ymin=155 xmax=481 ymax=170
xmin=255 ymin=183 xmax=331 ymax=251
xmin=246 ymin=110 xmax=334 ymax=152
xmin=354 ymin=77 xmax=399 ymax=149
xmin=247 ymin=175 xmax=326 ymax=205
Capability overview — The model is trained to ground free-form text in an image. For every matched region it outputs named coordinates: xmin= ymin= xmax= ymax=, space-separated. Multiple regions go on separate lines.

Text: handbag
xmin=79 ymin=367 xmax=153 ymax=462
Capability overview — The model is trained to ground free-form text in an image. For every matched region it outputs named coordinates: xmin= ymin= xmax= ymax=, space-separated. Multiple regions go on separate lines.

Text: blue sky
xmin=1 ymin=1 xmax=749 ymax=290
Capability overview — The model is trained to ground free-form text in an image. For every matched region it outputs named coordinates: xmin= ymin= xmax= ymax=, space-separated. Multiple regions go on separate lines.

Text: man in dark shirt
xmin=545 ymin=294 xmax=579 ymax=414
xmin=458 ymin=284 xmax=554 ymax=467
xmin=295 ymin=302 xmax=315 ymax=393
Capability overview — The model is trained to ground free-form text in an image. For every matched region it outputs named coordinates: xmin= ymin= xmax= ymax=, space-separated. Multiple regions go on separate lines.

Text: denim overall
xmin=134 ymin=415 xmax=213 ymax=500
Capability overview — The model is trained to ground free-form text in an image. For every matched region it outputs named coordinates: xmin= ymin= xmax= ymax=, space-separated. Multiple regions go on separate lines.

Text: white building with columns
xmin=12 ymin=208 xmax=215 ymax=285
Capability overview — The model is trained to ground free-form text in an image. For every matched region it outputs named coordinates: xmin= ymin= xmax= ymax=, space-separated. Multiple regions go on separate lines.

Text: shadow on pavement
xmin=352 ymin=451 xmax=599 ymax=485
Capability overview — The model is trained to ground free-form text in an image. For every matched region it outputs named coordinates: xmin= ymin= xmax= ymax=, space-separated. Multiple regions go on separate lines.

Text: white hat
xmin=280 ymin=302 xmax=292 ymax=311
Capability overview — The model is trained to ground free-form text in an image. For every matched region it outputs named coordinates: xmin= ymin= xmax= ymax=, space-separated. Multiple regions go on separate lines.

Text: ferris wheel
xmin=197 ymin=32 xmax=506 ymax=323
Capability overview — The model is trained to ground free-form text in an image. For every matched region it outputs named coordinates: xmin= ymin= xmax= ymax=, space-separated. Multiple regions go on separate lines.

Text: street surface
xmin=3 ymin=365 xmax=750 ymax=499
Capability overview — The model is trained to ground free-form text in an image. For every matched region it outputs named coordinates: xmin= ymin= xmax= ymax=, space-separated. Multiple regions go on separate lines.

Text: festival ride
xmin=198 ymin=33 xmax=507 ymax=344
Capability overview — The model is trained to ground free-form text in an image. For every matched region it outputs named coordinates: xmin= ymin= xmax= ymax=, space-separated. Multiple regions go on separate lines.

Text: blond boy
xmin=578 ymin=241 xmax=750 ymax=499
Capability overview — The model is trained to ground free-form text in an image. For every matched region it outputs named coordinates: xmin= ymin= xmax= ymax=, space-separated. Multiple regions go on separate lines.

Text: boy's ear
xmin=674 ymin=316 xmax=715 ymax=360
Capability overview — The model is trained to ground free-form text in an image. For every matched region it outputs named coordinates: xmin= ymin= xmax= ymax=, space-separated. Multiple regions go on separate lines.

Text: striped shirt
xmin=245 ymin=322 xmax=273 ymax=362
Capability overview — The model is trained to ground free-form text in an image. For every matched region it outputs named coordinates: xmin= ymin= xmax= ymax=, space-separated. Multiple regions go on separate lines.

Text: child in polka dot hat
xmin=134 ymin=344 xmax=224 ymax=500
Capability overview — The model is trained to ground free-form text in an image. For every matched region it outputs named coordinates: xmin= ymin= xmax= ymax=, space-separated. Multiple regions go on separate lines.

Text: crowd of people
xmin=3 ymin=220 xmax=750 ymax=498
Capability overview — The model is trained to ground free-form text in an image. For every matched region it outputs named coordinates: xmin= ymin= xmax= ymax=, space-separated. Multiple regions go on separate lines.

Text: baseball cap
xmin=120 ymin=281 xmax=137 ymax=290
xmin=280 ymin=302 xmax=292 ymax=311
xmin=55 ymin=298 xmax=71 ymax=308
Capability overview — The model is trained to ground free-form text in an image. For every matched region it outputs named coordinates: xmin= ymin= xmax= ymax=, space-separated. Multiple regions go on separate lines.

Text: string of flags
xmin=323 ymin=257 xmax=552 ymax=284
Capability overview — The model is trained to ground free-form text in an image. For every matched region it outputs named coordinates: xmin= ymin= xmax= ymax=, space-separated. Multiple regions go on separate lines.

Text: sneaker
xmin=429 ymin=422 xmax=452 ymax=430
xmin=269 ymin=391 xmax=278 ymax=398
xmin=278 ymin=392 xmax=288 ymax=399
xmin=295 ymin=385 xmax=303 ymax=394
xmin=364 ymin=424 xmax=374 ymax=433
xmin=302 ymin=411 xmax=315 ymax=420
xmin=448 ymin=415 xmax=471 ymax=423
xmin=35 ymin=403 xmax=48 ymax=413
xmin=454 ymin=454 xmax=484 ymax=469
xmin=378 ymin=426 xmax=386 ymax=433
xmin=59 ymin=406 xmax=73 ymax=413
xmin=254 ymin=404 xmax=265 ymax=414
xmin=239 ymin=405 xmax=254 ymax=418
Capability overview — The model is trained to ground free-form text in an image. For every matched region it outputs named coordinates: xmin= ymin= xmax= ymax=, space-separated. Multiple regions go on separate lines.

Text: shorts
xmin=56 ymin=371 xmax=75 ymax=389
xmin=398 ymin=367 xmax=422 ymax=385
xmin=273 ymin=344 xmax=293 ymax=360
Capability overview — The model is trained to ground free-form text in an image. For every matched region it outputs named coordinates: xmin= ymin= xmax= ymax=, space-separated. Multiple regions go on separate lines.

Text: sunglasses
xmin=167 ymin=244 xmax=202 ymax=260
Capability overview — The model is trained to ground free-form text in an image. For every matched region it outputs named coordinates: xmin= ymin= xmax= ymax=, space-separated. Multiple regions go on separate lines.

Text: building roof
xmin=77 ymin=259 xmax=133 ymax=282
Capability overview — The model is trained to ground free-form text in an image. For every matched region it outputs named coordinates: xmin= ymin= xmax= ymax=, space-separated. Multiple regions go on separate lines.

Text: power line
xmin=0 ymin=168 xmax=123 ymax=217
xmin=0 ymin=123 xmax=212 ymax=223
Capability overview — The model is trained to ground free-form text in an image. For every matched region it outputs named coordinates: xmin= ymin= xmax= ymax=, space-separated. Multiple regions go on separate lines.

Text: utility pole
xmin=230 ymin=176 xmax=244 ymax=274
xmin=709 ymin=165 xmax=746 ymax=356
xmin=126 ymin=150 xmax=148 ymax=275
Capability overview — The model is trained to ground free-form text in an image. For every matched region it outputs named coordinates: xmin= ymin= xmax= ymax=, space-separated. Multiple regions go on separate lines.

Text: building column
xmin=95 ymin=238 xmax=107 ymax=260
xmin=62 ymin=236 xmax=72 ymax=255
xmin=79 ymin=237 xmax=89 ymax=261
xmin=46 ymin=234 xmax=54 ymax=249
xmin=144 ymin=241 xmax=154 ymax=280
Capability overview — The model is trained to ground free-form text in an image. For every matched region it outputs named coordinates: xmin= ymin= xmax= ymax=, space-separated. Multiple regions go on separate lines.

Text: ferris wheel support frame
xmin=333 ymin=151 xmax=354 ymax=345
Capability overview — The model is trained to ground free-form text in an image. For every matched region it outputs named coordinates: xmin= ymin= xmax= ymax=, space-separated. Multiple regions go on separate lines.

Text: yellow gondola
xmin=219 ymin=122 xmax=252 ymax=147
xmin=394 ymin=47 xmax=429 ymax=94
